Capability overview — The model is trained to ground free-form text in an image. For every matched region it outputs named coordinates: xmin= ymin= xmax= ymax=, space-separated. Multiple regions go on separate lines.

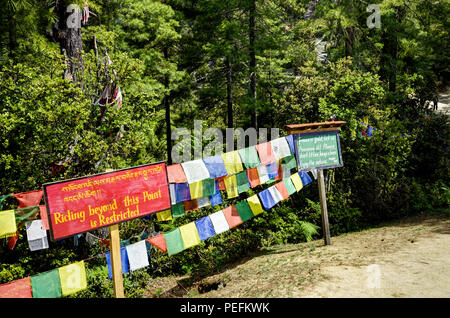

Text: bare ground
xmin=144 ymin=211 xmax=450 ymax=298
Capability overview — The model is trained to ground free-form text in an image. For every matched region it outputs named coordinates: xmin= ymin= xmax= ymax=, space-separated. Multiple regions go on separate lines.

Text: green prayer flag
xmin=164 ymin=228 xmax=185 ymax=256
xmin=283 ymin=177 xmax=297 ymax=195
xmin=235 ymin=200 xmax=254 ymax=222
xmin=15 ymin=206 xmax=40 ymax=223
xmin=31 ymin=269 xmax=62 ymax=298
xmin=284 ymin=155 xmax=297 ymax=171
xmin=202 ymin=179 xmax=216 ymax=197
xmin=236 ymin=171 xmax=250 ymax=193
xmin=238 ymin=146 xmax=260 ymax=169
xmin=171 ymin=202 xmax=185 ymax=218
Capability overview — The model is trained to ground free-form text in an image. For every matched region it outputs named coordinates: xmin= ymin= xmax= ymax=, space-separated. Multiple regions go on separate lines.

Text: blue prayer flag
xmin=266 ymin=162 xmax=279 ymax=180
xmin=209 ymin=191 xmax=223 ymax=206
xmin=195 ymin=216 xmax=216 ymax=241
xmin=106 ymin=247 xmax=130 ymax=280
xmin=285 ymin=134 xmax=295 ymax=155
xmin=258 ymin=188 xmax=277 ymax=210
xmin=299 ymin=171 xmax=312 ymax=186
xmin=202 ymin=155 xmax=228 ymax=179
xmin=175 ymin=183 xmax=191 ymax=203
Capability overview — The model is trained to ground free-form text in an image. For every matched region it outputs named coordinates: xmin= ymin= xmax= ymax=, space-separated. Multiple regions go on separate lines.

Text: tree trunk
xmin=226 ymin=57 xmax=233 ymax=129
xmin=249 ymin=0 xmax=257 ymax=130
xmin=345 ymin=26 xmax=354 ymax=57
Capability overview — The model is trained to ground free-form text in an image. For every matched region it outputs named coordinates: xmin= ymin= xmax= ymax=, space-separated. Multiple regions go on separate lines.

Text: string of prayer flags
xmin=189 ymin=181 xmax=203 ymax=199
xmin=179 ymin=222 xmax=201 ymax=249
xmin=237 ymin=146 xmax=260 ymax=169
xmin=195 ymin=216 xmax=216 ymax=241
xmin=299 ymin=171 xmax=313 ymax=186
xmin=147 ymin=234 xmax=167 ymax=253
xmin=246 ymin=194 xmax=264 ymax=216
xmin=235 ymin=200 xmax=254 ymax=223
xmin=255 ymin=142 xmax=276 ymax=165
xmin=31 ymin=269 xmax=62 ymax=298
xmin=0 ymin=277 xmax=32 ymax=298
xmin=38 ymin=205 xmax=49 ymax=230
xmin=209 ymin=210 xmax=230 ymax=234
xmin=258 ymin=188 xmax=277 ymax=210
xmin=164 ymin=228 xmax=184 ymax=256
xmin=224 ymin=175 xmax=239 ymax=198
xmin=222 ymin=205 xmax=242 ymax=229
xmin=202 ymin=178 xmax=217 ymax=197
xmin=221 ymin=150 xmax=244 ymax=175
xmin=202 ymin=155 xmax=228 ymax=178
xmin=274 ymin=181 xmax=290 ymax=200
xmin=106 ymin=247 xmax=130 ymax=279
xmin=283 ymin=177 xmax=297 ymax=195
xmin=236 ymin=171 xmax=250 ymax=193
xmin=0 ymin=210 xmax=17 ymax=238
xmin=171 ymin=202 xmax=185 ymax=218
xmin=58 ymin=261 xmax=87 ymax=296
xmin=197 ymin=197 xmax=211 ymax=208
xmin=270 ymin=137 xmax=292 ymax=160
xmin=11 ymin=190 xmax=43 ymax=209
xmin=26 ymin=219 xmax=49 ymax=251
xmin=181 ymin=159 xmax=210 ymax=184
xmin=126 ymin=241 xmax=150 ymax=272
xmin=247 ymin=167 xmax=261 ymax=188
xmin=290 ymin=173 xmax=303 ymax=192
xmin=209 ymin=191 xmax=223 ymax=206
xmin=156 ymin=209 xmax=173 ymax=222
xmin=183 ymin=199 xmax=199 ymax=212
xmin=175 ymin=183 xmax=191 ymax=203
xmin=167 ymin=164 xmax=187 ymax=183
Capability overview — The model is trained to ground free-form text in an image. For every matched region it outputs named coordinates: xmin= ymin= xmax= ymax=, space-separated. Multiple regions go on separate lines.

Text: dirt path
xmin=146 ymin=211 xmax=450 ymax=298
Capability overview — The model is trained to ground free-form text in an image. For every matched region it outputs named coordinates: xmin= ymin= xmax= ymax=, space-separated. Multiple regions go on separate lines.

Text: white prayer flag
xmin=270 ymin=137 xmax=292 ymax=160
xmin=268 ymin=186 xmax=283 ymax=203
xmin=181 ymin=159 xmax=211 ymax=184
xmin=256 ymin=165 xmax=270 ymax=184
xmin=209 ymin=211 xmax=230 ymax=234
xmin=126 ymin=241 xmax=149 ymax=271
xmin=26 ymin=220 xmax=46 ymax=241
xmin=197 ymin=197 xmax=211 ymax=208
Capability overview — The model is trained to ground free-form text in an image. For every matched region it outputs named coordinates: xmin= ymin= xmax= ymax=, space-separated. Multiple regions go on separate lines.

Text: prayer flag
xmin=235 ymin=200 xmax=254 ymax=222
xmin=299 ymin=171 xmax=312 ymax=186
xmin=147 ymin=234 xmax=167 ymax=253
xmin=175 ymin=183 xmax=191 ymax=203
xmin=58 ymin=261 xmax=87 ymax=296
xmin=197 ymin=197 xmax=211 ymax=208
xmin=258 ymin=189 xmax=277 ymax=210
xmin=0 ymin=210 xmax=17 ymax=238
xmin=38 ymin=205 xmax=49 ymax=230
xmin=209 ymin=211 xmax=230 ymax=234
xmin=275 ymin=162 xmax=283 ymax=181
xmin=310 ymin=169 xmax=318 ymax=180
xmin=237 ymin=146 xmax=260 ymax=169
xmin=179 ymin=222 xmax=201 ymax=249
xmin=25 ymin=220 xmax=46 ymax=241
xmin=12 ymin=190 xmax=43 ymax=209
xmin=169 ymin=184 xmax=177 ymax=205
xmin=126 ymin=241 xmax=149 ymax=271
xmin=290 ymin=173 xmax=303 ymax=191
xmin=183 ymin=199 xmax=199 ymax=212
xmin=0 ymin=277 xmax=32 ymax=298
xmin=256 ymin=165 xmax=270 ymax=184
xmin=221 ymin=151 xmax=244 ymax=175
xmin=270 ymin=137 xmax=292 ymax=160
xmin=222 ymin=205 xmax=242 ymax=229
xmin=31 ymin=269 xmax=62 ymax=298
xmin=216 ymin=177 xmax=226 ymax=190
xmin=164 ymin=228 xmax=185 ymax=256
xmin=275 ymin=181 xmax=290 ymax=200
xmin=246 ymin=195 xmax=264 ymax=216
xmin=268 ymin=185 xmax=284 ymax=203
xmin=28 ymin=237 xmax=49 ymax=251
xmin=181 ymin=159 xmax=210 ymax=184
xmin=224 ymin=175 xmax=239 ymax=199
xmin=171 ymin=202 xmax=185 ymax=218
xmin=202 ymin=178 xmax=216 ymax=197
xmin=189 ymin=181 xmax=203 ymax=199
xmin=209 ymin=191 xmax=223 ymax=206
xmin=255 ymin=142 xmax=276 ymax=165
xmin=266 ymin=162 xmax=279 ymax=180
xmin=284 ymin=154 xmax=297 ymax=171
xmin=202 ymin=155 xmax=228 ymax=178
xmin=167 ymin=164 xmax=187 ymax=183
xmin=106 ymin=247 xmax=130 ymax=279
xmin=15 ymin=205 xmax=39 ymax=223
xmin=236 ymin=171 xmax=250 ymax=193
xmin=285 ymin=134 xmax=295 ymax=154
xmin=156 ymin=209 xmax=173 ymax=221
xmin=283 ymin=177 xmax=297 ymax=195
xmin=195 ymin=216 xmax=216 ymax=241
xmin=247 ymin=167 xmax=261 ymax=188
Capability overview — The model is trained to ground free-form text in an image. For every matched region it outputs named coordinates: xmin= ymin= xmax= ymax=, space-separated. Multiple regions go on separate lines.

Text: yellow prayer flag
xmin=189 ymin=180 xmax=203 ymax=199
xmin=0 ymin=210 xmax=17 ymax=238
xmin=224 ymin=175 xmax=239 ymax=198
xmin=179 ymin=222 xmax=200 ymax=249
xmin=58 ymin=261 xmax=87 ymax=296
xmin=221 ymin=151 xmax=244 ymax=175
xmin=290 ymin=173 xmax=303 ymax=192
xmin=247 ymin=195 xmax=264 ymax=216
xmin=157 ymin=209 xmax=173 ymax=221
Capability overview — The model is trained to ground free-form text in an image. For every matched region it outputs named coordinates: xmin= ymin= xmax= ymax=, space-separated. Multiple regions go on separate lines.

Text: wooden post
xmin=317 ymin=169 xmax=331 ymax=245
xmin=109 ymin=223 xmax=125 ymax=298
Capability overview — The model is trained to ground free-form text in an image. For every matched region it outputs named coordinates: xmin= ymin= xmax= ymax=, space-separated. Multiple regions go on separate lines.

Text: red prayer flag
xmin=167 ymin=164 xmax=187 ymax=183
xmin=222 ymin=205 xmax=242 ymax=229
xmin=11 ymin=190 xmax=43 ymax=209
xmin=247 ymin=167 xmax=261 ymax=188
xmin=0 ymin=277 xmax=32 ymax=298
xmin=216 ymin=177 xmax=226 ymax=191
xmin=275 ymin=182 xmax=290 ymax=200
xmin=38 ymin=205 xmax=49 ymax=230
xmin=147 ymin=235 xmax=167 ymax=253
xmin=8 ymin=232 xmax=20 ymax=250
xmin=275 ymin=163 xmax=283 ymax=181
xmin=183 ymin=199 xmax=199 ymax=212
xmin=255 ymin=142 xmax=276 ymax=166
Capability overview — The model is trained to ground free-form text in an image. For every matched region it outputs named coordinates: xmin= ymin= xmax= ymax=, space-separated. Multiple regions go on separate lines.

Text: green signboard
xmin=295 ymin=130 xmax=343 ymax=170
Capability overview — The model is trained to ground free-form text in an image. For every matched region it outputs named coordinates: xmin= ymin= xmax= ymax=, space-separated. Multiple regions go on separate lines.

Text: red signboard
xmin=43 ymin=162 xmax=171 ymax=241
